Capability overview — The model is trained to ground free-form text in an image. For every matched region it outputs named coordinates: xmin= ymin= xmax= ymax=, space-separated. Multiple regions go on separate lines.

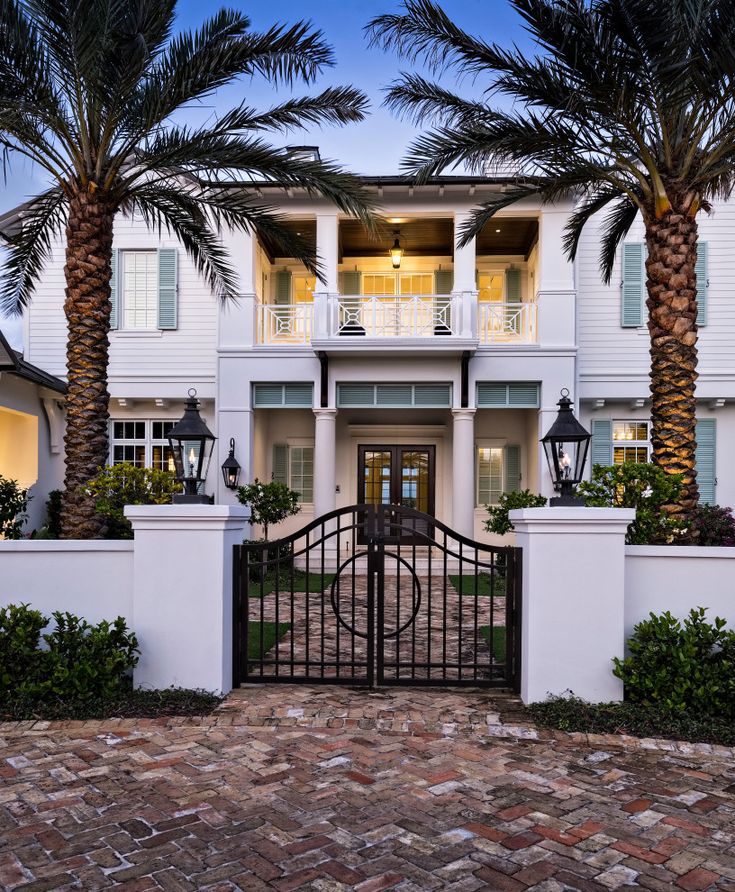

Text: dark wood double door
xmin=358 ymin=445 xmax=435 ymax=543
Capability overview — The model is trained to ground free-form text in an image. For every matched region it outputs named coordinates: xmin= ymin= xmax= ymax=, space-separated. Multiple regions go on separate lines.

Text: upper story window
xmin=361 ymin=272 xmax=434 ymax=295
xmin=292 ymin=275 xmax=316 ymax=303
xmin=122 ymin=251 xmax=158 ymax=329
xmin=612 ymin=421 xmax=650 ymax=464
xmin=478 ymin=272 xmax=504 ymax=303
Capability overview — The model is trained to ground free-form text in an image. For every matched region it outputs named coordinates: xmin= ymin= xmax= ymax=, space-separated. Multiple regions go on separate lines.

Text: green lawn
xmin=248 ymin=570 xmax=336 ymax=598
xmin=479 ymin=625 xmax=507 ymax=663
xmin=247 ymin=622 xmax=291 ymax=660
xmin=449 ymin=573 xmax=505 ymax=597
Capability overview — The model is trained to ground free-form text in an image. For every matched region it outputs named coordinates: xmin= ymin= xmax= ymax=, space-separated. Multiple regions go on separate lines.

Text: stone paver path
xmin=2 ymin=685 xmax=735 ymax=891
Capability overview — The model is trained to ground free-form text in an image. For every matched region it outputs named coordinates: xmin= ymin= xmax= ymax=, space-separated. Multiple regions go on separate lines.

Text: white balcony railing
xmin=334 ymin=294 xmax=453 ymax=338
xmin=255 ymin=297 xmax=538 ymax=345
xmin=257 ymin=303 xmax=313 ymax=345
xmin=478 ymin=302 xmax=537 ymax=344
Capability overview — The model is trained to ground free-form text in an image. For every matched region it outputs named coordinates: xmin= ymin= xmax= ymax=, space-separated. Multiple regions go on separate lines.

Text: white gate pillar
xmin=126 ymin=505 xmax=249 ymax=695
xmin=452 ymin=409 xmax=476 ymax=537
xmin=509 ymin=507 xmax=635 ymax=704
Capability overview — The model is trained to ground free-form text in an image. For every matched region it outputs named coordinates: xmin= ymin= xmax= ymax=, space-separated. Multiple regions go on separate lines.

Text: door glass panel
xmin=363 ymin=451 xmax=392 ymax=505
xmin=478 ymin=272 xmax=504 ymax=302
xmin=399 ymin=450 xmax=430 ymax=512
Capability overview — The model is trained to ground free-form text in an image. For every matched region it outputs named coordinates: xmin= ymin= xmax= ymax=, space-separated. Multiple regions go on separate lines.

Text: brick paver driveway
xmin=1 ymin=686 xmax=734 ymax=891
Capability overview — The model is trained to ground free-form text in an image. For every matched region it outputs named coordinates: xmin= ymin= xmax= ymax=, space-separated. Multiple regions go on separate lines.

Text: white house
xmin=6 ymin=157 xmax=731 ymax=542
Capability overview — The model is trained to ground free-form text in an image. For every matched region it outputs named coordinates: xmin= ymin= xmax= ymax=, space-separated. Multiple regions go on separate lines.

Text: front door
xmin=358 ymin=445 xmax=435 ymax=542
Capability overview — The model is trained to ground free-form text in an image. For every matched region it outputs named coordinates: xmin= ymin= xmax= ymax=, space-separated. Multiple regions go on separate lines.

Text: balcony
xmin=256 ymin=296 xmax=538 ymax=348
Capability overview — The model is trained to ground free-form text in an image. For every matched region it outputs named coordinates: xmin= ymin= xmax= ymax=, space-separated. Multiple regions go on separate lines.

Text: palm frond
xmin=0 ymin=186 xmax=67 ymax=315
xmin=596 ymin=195 xmax=641 ymax=284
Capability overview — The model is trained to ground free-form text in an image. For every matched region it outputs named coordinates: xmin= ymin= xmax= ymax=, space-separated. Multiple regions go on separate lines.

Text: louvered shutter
xmin=275 ymin=270 xmax=292 ymax=304
xmin=696 ymin=242 xmax=709 ymax=327
xmin=590 ymin=419 xmax=613 ymax=467
xmin=339 ymin=270 xmax=361 ymax=294
xmin=434 ymin=269 xmax=453 ymax=295
xmin=272 ymin=444 xmax=288 ymax=484
xmin=505 ymin=268 xmax=522 ymax=303
xmin=621 ymin=243 xmax=645 ymax=327
xmin=157 ymin=248 xmax=177 ymax=329
xmin=109 ymin=250 xmax=119 ymax=329
xmin=695 ymin=419 xmax=716 ymax=504
xmin=504 ymin=445 xmax=521 ymax=493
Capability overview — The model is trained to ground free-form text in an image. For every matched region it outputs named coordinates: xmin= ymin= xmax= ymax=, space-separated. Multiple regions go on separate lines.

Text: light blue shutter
xmin=109 ymin=250 xmax=119 ymax=330
xmin=696 ymin=242 xmax=708 ymax=327
xmin=272 ymin=444 xmax=288 ymax=484
xmin=695 ymin=419 xmax=716 ymax=504
xmin=339 ymin=270 xmax=361 ymax=294
xmin=621 ymin=243 xmax=645 ymax=327
xmin=434 ymin=269 xmax=453 ymax=295
xmin=591 ymin=419 xmax=613 ymax=467
xmin=504 ymin=445 xmax=521 ymax=493
xmin=275 ymin=270 xmax=292 ymax=304
xmin=157 ymin=248 xmax=177 ymax=329
xmin=505 ymin=268 xmax=522 ymax=303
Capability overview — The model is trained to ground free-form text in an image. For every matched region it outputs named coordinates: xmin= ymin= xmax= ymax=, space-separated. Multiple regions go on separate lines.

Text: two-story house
xmin=10 ymin=155 xmax=731 ymax=542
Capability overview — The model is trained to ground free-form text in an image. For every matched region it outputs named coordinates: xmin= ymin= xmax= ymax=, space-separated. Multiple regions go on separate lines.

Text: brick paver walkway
xmin=2 ymin=685 xmax=735 ymax=891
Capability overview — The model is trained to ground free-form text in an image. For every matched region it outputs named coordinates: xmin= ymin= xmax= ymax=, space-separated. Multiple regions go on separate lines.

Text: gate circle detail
xmin=329 ymin=550 xmax=422 ymax=640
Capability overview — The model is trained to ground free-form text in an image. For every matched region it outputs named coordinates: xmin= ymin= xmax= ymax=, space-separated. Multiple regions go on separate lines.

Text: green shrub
xmin=484 ymin=490 xmax=547 ymax=536
xmin=0 ymin=603 xmax=139 ymax=702
xmin=236 ymin=479 xmax=301 ymax=540
xmin=87 ymin=463 xmax=182 ymax=538
xmin=45 ymin=489 xmax=63 ymax=538
xmin=0 ymin=474 xmax=29 ymax=539
xmin=577 ymin=462 xmax=684 ymax=544
xmin=613 ymin=607 xmax=735 ymax=717
xmin=692 ymin=504 xmax=735 ymax=547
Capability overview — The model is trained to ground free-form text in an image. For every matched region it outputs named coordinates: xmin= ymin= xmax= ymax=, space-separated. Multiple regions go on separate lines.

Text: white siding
xmin=25 ymin=213 xmax=218 ymax=383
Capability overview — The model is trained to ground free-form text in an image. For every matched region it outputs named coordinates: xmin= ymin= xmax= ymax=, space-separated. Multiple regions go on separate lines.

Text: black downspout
xmin=317 ymin=351 xmax=329 ymax=408
xmin=460 ymin=351 xmax=471 ymax=409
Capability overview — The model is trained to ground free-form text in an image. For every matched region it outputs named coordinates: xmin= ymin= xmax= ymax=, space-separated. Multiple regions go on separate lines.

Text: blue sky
xmin=1 ymin=0 xmax=531 ymax=347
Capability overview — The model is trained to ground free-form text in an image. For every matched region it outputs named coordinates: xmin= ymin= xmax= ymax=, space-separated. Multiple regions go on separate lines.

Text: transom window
xmin=122 ymin=251 xmax=158 ymax=329
xmin=612 ymin=421 xmax=650 ymax=464
xmin=111 ymin=419 xmax=177 ymax=470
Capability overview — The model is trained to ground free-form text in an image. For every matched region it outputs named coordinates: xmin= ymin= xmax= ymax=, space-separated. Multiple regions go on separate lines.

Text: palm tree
xmin=0 ymin=0 xmax=376 ymax=538
xmin=368 ymin=0 xmax=735 ymax=528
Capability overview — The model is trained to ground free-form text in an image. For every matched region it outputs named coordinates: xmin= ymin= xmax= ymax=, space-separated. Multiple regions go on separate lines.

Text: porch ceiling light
xmin=390 ymin=231 xmax=404 ymax=269
xmin=221 ymin=438 xmax=242 ymax=490
xmin=168 ymin=388 xmax=216 ymax=504
xmin=541 ymin=388 xmax=591 ymax=506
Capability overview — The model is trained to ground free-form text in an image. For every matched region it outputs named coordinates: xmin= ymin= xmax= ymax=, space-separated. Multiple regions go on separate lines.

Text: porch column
xmin=452 ymin=409 xmax=476 ymax=537
xmin=313 ymin=408 xmax=338 ymax=517
xmin=453 ymin=211 xmax=477 ymax=338
xmin=314 ymin=213 xmax=339 ymax=338
xmin=536 ymin=205 xmax=576 ymax=348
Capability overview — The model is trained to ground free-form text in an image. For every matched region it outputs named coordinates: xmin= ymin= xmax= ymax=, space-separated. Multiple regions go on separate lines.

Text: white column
xmin=314 ymin=213 xmax=339 ymax=338
xmin=452 ymin=409 xmax=476 ymax=537
xmin=510 ymin=507 xmax=635 ymax=704
xmin=125 ymin=505 xmax=249 ymax=695
xmin=313 ymin=408 xmax=338 ymax=517
xmin=453 ymin=211 xmax=478 ymax=338
xmin=215 ymin=400 xmax=253 ymax=506
xmin=536 ymin=206 xmax=576 ymax=348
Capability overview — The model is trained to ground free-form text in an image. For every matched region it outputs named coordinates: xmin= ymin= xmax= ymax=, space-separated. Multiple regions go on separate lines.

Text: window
xmin=398 ymin=273 xmax=433 ymax=295
xmin=292 ymin=275 xmax=316 ymax=303
xmin=478 ymin=272 xmax=504 ymax=303
xmin=289 ymin=447 xmax=314 ymax=503
xmin=362 ymin=274 xmax=396 ymax=295
xmin=612 ymin=421 xmax=650 ymax=464
xmin=122 ymin=251 xmax=158 ymax=329
xmin=111 ymin=420 xmax=177 ymax=469
xmin=477 ymin=447 xmax=504 ymax=505
xmin=111 ymin=421 xmax=146 ymax=466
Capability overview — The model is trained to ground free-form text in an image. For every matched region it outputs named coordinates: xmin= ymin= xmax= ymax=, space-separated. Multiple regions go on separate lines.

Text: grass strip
xmin=247 ymin=621 xmax=291 ymax=660
xmin=450 ymin=573 xmax=506 ymax=597
xmin=248 ymin=571 xmax=336 ymax=598
xmin=478 ymin=625 xmax=507 ymax=663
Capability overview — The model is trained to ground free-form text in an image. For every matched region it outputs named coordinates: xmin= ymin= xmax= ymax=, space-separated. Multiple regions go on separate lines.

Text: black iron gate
xmin=232 ymin=504 xmax=522 ymax=689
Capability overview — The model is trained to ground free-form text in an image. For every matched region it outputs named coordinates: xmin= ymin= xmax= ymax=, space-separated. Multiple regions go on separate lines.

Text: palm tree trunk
xmin=645 ymin=209 xmax=699 ymax=529
xmin=60 ymin=189 xmax=115 ymax=538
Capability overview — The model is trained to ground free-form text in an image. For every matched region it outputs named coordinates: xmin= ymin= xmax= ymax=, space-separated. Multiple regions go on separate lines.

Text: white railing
xmin=334 ymin=295 xmax=454 ymax=338
xmin=478 ymin=302 xmax=537 ymax=344
xmin=257 ymin=304 xmax=313 ymax=345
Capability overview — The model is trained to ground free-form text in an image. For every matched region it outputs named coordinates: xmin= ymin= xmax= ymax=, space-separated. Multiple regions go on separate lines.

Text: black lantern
xmin=221 ymin=438 xmax=241 ymax=490
xmin=541 ymin=388 xmax=592 ymax=506
xmin=167 ymin=389 xmax=216 ymax=504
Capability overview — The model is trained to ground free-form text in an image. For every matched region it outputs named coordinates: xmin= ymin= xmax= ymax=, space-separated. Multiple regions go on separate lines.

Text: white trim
xmin=348 ymin=424 xmax=447 ymax=438
xmin=0 ymin=540 xmax=133 ymax=552
xmin=626 ymin=545 xmax=735 ymax=559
